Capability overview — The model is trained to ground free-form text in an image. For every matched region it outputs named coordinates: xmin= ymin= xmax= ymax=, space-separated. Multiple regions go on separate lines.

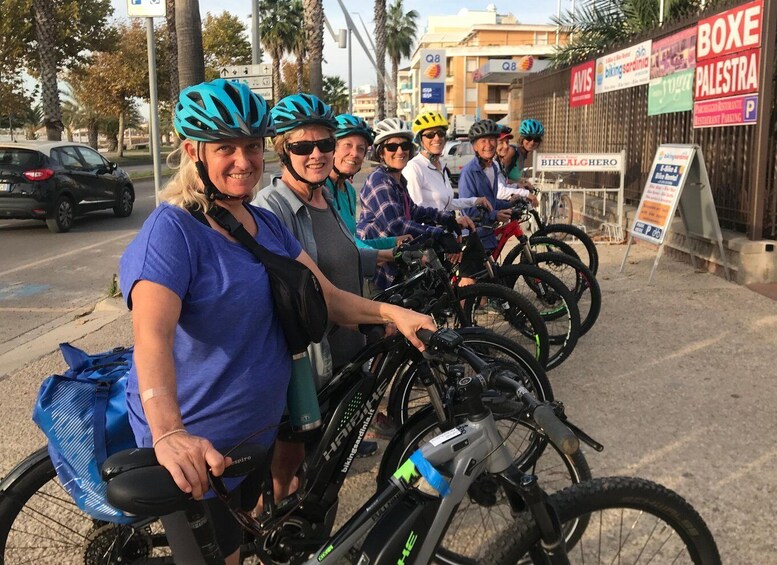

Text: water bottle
xmin=287 ymin=351 xmax=321 ymax=431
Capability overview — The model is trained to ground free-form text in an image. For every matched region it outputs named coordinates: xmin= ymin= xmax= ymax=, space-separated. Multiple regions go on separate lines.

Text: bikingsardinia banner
xmin=595 ymin=40 xmax=652 ymax=94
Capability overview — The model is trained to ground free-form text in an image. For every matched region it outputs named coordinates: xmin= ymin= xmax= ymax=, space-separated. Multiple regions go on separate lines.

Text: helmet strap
xmin=421 ymin=147 xmax=440 ymax=165
xmin=280 ymin=152 xmax=326 ymax=201
xmin=194 ymin=142 xmax=243 ymax=203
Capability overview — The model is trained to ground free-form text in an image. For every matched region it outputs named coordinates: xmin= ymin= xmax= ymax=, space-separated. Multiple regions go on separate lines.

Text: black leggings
xmin=161 ymin=476 xmax=261 ymax=563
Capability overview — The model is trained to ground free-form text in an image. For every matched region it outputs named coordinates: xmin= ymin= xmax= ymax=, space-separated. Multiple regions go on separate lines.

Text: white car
xmin=440 ymin=140 xmax=474 ymax=186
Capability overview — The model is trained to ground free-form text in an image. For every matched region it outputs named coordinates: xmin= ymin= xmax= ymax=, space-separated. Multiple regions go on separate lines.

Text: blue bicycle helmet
xmin=519 ymin=119 xmax=545 ymax=138
xmin=271 ymin=94 xmax=337 ymax=134
xmin=174 ymin=79 xmax=274 ymax=141
xmin=334 ymin=114 xmax=374 ymax=144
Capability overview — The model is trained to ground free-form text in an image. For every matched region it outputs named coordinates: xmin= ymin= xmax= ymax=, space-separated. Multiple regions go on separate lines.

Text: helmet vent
xmin=212 ymin=98 xmax=234 ymax=125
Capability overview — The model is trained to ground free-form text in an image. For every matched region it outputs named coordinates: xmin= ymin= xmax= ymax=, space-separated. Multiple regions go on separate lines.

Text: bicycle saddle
xmin=102 ymin=445 xmax=269 ymax=516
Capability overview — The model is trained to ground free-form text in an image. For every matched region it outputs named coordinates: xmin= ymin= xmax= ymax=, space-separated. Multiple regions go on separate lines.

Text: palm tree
xmin=258 ymin=0 xmax=297 ymax=101
xmin=386 ymin=0 xmax=418 ymax=117
xmin=304 ymin=0 xmax=324 ymax=96
xmin=551 ymin=0 xmax=708 ymax=67
xmin=291 ymin=0 xmax=307 ymax=93
xmin=175 ymin=0 xmax=205 ymax=89
xmin=33 ymin=0 xmax=63 ymax=140
xmin=374 ymin=0 xmax=387 ymax=120
xmin=323 ymin=76 xmax=348 ymax=114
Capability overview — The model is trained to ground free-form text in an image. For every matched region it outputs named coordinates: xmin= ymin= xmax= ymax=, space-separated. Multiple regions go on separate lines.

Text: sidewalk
xmin=1 ymin=242 xmax=775 ymax=561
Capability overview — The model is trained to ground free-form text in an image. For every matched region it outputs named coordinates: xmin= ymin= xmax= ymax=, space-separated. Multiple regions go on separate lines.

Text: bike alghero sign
xmin=420 ymin=49 xmax=446 ymax=104
xmin=535 ymin=153 xmax=623 ymax=173
xmin=693 ymin=0 xmax=763 ymax=128
xmin=127 ymin=0 xmax=165 ymax=18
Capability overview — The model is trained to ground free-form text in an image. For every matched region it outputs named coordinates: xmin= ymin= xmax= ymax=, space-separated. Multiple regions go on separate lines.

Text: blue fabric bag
xmin=32 ymin=343 xmax=137 ymax=523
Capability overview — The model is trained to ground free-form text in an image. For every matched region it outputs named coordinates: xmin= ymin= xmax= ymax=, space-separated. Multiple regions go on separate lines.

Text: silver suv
xmin=440 ymin=140 xmax=474 ymax=186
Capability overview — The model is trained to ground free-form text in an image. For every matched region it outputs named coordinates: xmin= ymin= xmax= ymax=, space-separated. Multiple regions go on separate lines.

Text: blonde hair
xmin=159 ymin=141 xmax=263 ymax=211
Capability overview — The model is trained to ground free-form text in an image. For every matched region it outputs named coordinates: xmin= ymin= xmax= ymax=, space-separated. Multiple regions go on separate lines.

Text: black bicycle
xmin=101 ymin=329 xmax=719 ymax=564
xmin=0 ymin=327 xmax=568 ymax=564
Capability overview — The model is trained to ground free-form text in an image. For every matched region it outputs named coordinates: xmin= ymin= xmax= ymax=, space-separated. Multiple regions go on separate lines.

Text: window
xmin=52 ymin=147 xmax=85 ymax=170
xmin=458 ymin=142 xmax=473 ymax=156
xmin=466 ymin=87 xmax=477 ymax=103
xmin=0 ymin=149 xmax=42 ymax=168
xmin=487 ymin=86 xmax=508 ymax=104
xmin=446 ymin=57 xmax=454 ymax=77
xmin=466 ymin=59 xmax=478 ymax=72
xmin=77 ymin=147 xmax=108 ymax=170
xmin=535 ymin=32 xmax=549 ymax=45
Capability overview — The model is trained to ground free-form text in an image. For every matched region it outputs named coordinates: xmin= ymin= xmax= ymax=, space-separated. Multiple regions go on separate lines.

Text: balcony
xmin=483 ymin=102 xmax=509 ymax=113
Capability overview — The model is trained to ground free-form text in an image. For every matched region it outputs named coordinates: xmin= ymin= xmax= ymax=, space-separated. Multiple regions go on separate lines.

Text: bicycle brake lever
xmin=552 ymin=408 xmax=604 ymax=452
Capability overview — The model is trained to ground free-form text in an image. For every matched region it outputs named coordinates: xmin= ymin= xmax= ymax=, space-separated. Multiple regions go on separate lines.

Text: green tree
xmin=0 ymin=0 xmax=116 ymax=140
xmin=290 ymin=0 xmax=307 ymax=93
xmin=551 ymin=0 xmax=718 ymax=67
xmin=323 ymin=75 xmax=348 ymax=114
xmin=374 ymin=0 xmax=387 ymax=120
xmin=386 ymin=0 xmax=418 ymax=117
xmin=281 ymin=59 xmax=310 ymax=98
xmin=202 ymin=11 xmax=253 ymax=81
xmin=176 ymin=0 xmax=205 ymax=89
xmin=258 ymin=0 xmax=297 ymax=101
xmin=304 ymin=0 xmax=324 ymax=96
xmin=164 ymin=0 xmax=180 ymax=146
xmin=0 ymin=69 xmax=35 ymax=136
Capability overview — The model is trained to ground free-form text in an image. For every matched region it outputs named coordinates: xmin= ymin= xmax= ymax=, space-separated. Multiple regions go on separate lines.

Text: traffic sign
xmin=220 ymin=64 xmax=272 ymax=78
xmin=230 ymin=76 xmax=272 ymax=89
xmin=127 ymin=0 xmax=166 ymax=18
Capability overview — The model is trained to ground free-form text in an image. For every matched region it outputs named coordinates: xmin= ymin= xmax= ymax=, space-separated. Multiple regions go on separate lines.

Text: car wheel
xmin=45 ymin=196 xmax=74 ymax=233
xmin=113 ymin=186 xmax=134 ymax=217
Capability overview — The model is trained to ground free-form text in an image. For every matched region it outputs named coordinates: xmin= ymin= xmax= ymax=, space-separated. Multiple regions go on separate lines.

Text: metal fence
xmin=520 ymin=0 xmax=777 ymax=240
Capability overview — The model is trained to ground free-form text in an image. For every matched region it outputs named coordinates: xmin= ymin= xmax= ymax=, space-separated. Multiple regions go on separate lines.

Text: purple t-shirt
xmin=119 ymin=203 xmax=302 ymax=451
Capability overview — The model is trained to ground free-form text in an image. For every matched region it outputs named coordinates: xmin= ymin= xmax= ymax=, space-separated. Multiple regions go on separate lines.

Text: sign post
xmin=128 ymin=0 xmax=166 ymax=207
xmin=620 ymin=144 xmax=730 ymax=283
xmin=220 ymin=64 xmax=273 ymax=102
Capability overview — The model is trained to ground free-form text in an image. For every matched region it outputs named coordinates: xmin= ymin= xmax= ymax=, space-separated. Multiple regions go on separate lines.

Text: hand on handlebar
xmin=384 ymin=305 xmax=437 ymax=352
xmin=496 ymin=209 xmax=513 ymax=224
xmin=474 ymin=197 xmax=493 ymax=212
xmin=394 ymin=234 xmax=414 ymax=249
xmin=456 ymin=215 xmax=476 ymax=232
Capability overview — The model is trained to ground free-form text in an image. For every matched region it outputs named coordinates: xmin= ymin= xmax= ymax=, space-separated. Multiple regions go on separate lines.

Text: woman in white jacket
xmin=403 ymin=111 xmax=492 ymax=213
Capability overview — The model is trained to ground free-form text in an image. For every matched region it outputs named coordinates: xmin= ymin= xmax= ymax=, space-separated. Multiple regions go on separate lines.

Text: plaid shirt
xmin=357 ymin=166 xmax=452 ymax=289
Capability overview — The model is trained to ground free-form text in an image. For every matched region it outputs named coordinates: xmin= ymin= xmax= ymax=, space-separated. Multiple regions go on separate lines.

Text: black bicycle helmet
xmin=468 ymin=119 xmax=501 ymax=143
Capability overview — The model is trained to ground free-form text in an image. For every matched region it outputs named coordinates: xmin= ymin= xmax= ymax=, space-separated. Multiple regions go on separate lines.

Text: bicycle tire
xmin=387 ymin=327 xmax=553 ymax=426
xmin=0 ymin=448 xmax=172 ymax=564
xmin=377 ymin=409 xmax=592 ymax=564
xmin=485 ymin=476 xmax=721 ymax=564
xmin=531 ymin=224 xmax=599 ymax=275
xmin=450 ymin=283 xmax=550 ymax=369
xmin=550 ymin=194 xmax=574 ymax=225
xmin=497 ymin=264 xmax=581 ymax=371
xmin=501 ymin=237 xmax=582 ymax=269
xmin=529 ymin=253 xmax=601 ymax=336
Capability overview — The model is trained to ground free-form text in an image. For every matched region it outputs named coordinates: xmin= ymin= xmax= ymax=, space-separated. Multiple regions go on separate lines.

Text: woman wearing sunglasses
xmin=506 ymin=119 xmax=545 ymax=187
xmin=357 ymin=118 xmax=470 ymax=291
xmin=403 ymin=110 xmax=491 ymax=217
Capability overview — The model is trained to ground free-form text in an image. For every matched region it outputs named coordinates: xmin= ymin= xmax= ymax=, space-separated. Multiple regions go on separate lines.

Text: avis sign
xmin=569 ymin=61 xmax=595 ymax=107
xmin=694 ymin=0 xmax=762 ymax=128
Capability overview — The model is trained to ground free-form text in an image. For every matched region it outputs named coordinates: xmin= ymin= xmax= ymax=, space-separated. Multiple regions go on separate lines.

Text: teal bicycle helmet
xmin=334 ymin=114 xmax=374 ymax=144
xmin=174 ymin=79 xmax=273 ymax=142
xmin=519 ymin=119 xmax=545 ymax=137
xmin=271 ymin=94 xmax=337 ymax=134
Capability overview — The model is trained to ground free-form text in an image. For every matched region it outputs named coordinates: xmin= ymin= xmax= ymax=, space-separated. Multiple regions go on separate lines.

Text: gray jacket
xmin=253 ymin=177 xmax=378 ymax=384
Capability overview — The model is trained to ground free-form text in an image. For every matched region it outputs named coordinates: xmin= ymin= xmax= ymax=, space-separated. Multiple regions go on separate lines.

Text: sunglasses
xmin=286 ymin=138 xmax=336 ymax=156
xmin=421 ymin=130 xmax=446 ymax=140
xmin=383 ymin=141 xmax=414 ymax=152
xmin=524 ymin=136 xmax=543 ymax=143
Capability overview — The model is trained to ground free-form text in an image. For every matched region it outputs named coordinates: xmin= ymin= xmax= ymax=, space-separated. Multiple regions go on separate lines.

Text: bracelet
xmin=152 ymin=428 xmax=187 ymax=448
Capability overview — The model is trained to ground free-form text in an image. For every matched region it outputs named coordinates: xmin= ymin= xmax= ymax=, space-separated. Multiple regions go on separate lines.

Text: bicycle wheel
xmin=497 ymin=264 xmax=581 ymax=371
xmin=529 ymin=253 xmax=601 ymax=336
xmin=531 ymin=224 xmax=599 ymax=275
xmin=486 ymin=476 xmax=721 ymax=564
xmin=500 ymin=237 xmax=582 ymax=269
xmin=550 ymin=194 xmax=573 ymax=225
xmin=0 ymin=448 xmax=172 ymax=564
xmin=377 ymin=409 xmax=592 ymax=564
xmin=446 ymin=283 xmax=550 ymax=369
xmin=387 ymin=327 xmax=553 ymax=426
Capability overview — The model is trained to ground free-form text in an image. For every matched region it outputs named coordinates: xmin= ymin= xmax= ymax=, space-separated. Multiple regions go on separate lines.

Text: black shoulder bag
xmin=189 ymin=205 xmax=328 ymax=355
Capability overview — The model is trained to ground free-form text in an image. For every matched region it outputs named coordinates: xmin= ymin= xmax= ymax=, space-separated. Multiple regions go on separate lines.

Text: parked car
xmin=440 ymin=139 xmax=474 ymax=187
xmin=0 ymin=141 xmax=134 ymax=233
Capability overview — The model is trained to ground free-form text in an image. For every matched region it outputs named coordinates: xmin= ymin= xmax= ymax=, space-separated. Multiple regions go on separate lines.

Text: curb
xmin=0 ymin=296 xmax=129 ymax=381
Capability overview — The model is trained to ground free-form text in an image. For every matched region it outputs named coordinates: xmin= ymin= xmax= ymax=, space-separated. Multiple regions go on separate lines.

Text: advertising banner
xmin=696 ymin=0 xmax=763 ymax=60
xmin=693 ymin=93 xmax=758 ymax=128
xmin=648 ymin=28 xmax=697 ymax=116
xmin=648 ymin=70 xmax=695 ymax=115
xmin=694 ymin=47 xmax=759 ymax=100
xmin=595 ymin=40 xmax=652 ymax=94
xmin=535 ymin=153 xmax=623 ymax=172
xmin=420 ymin=49 xmax=446 ymax=104
xmin=570 ymin=61 xmax=595 ymax=107
xmin=632 ymin=146 xmax=694 ymax=244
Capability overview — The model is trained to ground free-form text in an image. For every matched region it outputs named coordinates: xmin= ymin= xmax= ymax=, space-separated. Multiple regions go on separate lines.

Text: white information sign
xmin=127 ymin=0 xmax=166 ymax=18
xmin=230 ymin=76 xmax=272 ymax=89
xmin=595 ymin=40 xmax=652 ymax=94
xmin=535 ymin=153 xmax=623 ymax=172
xmin=621 ymin=144 xmax=729 ymax=283
xmin=220 ymin=64 xmax=272 ymax=78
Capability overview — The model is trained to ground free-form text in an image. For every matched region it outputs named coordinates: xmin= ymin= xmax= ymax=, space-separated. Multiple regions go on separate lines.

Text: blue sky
xmin=110 ymin=1 xmax=572 ymax=87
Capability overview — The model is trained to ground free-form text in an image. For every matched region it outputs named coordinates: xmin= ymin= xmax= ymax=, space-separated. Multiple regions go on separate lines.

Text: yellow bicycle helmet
xmin=412 ymin=111 xmax=449 ymax=135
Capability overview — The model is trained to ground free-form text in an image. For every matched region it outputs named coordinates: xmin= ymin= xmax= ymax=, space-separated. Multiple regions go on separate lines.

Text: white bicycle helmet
xmin=373 ymin=118 xmax=414 ymax=146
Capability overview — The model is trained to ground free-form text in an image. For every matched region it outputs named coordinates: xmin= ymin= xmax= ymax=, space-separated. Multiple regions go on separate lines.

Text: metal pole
xmin=251 ymin=0 xmax=260 ymax=64
xmin=146 ymin=17 xmax=163 ymax=207
xmin=348 ymin=29 xmax=353 ymax=114
xmin=659 ymin=0 xmax=665 ymax=25
xmin=748 ymin=0 xmax=776 ymax=240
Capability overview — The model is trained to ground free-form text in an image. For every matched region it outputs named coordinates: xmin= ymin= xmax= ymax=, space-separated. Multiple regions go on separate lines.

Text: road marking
xmin=0 ymin=232 xmax=133 ymax=279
